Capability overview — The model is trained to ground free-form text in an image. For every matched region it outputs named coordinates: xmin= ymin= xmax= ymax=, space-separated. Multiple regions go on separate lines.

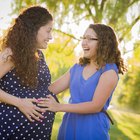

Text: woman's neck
xmin=89 ymin=60 xmax=98 ymax=67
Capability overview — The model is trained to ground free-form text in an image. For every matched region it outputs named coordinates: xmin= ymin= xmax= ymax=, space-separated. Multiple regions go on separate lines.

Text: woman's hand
xmin=37 ymin=95 xmax=60 ymax=112
xmin=17 ymin=98 xmax=46 ymax=122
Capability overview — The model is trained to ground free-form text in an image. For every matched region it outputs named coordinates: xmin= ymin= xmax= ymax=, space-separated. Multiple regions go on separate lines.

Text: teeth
xmin=83 ymin=48 xmax=90 ymax=51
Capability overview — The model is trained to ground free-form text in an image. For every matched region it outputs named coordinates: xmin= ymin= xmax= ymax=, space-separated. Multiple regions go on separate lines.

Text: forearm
xmin=0 ymin=89 xmax=20 ymax=107
xmin=48 ymin=83 xmax=60 ymax=94
xmin=48 ymin=71 xmax=70 ymax=95
xmin=58 ymin=102 xmax=101 ymax=114
xmin=49 ymin=83 xmax=69 ymax=95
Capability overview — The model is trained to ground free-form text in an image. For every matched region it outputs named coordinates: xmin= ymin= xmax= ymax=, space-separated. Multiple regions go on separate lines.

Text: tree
xmin=11 ymin=0 xmax=140 ymax=43
xmin=117 ymin=41 xmax=140 ymax=112
xmin=8 ymin=0 xmax=140 ymax=109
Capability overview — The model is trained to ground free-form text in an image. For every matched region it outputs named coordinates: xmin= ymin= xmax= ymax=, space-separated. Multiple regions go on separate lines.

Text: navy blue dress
xmin=0 ymin=50 xmax=57 ymax=140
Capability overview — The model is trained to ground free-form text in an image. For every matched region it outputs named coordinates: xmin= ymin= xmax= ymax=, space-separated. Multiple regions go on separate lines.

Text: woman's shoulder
xmin=0 ymin=48 xmax=14 ymax=78
xmin=102 ymin=63 xmax=118 ymax=74
xmin=71 ymin=63 xmax=82 ymax=69
xmin=70 ymin=63 xmax=82 ymax=74
xmin=0 ymin=48 xmax=13 ymax=63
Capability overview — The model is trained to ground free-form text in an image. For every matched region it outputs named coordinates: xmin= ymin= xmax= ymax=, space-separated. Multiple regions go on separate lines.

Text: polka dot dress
xmin=0 ymin=50 xmax=57 ymax=140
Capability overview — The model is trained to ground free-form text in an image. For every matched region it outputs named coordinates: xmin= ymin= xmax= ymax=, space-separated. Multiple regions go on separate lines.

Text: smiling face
xmin=36 ymin=20 xmax=53 ymax=49
xmin=81 ymin=28 xmax=98 ymax=60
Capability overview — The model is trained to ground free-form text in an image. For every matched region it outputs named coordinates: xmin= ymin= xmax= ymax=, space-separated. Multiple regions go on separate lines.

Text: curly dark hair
xmin=1 ymin=6 xmax=53 ymax=88
xmin=79 ymin=24 xmax=127 ymax=74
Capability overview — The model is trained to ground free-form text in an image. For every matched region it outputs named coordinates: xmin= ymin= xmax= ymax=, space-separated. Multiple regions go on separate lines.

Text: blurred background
xmin=0 ymin=0 xmax=140 ymax=140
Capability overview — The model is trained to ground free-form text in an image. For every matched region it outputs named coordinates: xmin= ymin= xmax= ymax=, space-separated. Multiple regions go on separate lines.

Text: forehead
xmin=40 ymin=20 xmax=53 ymax=30
xmin=84 ymin=28 xmax=97 ymax=37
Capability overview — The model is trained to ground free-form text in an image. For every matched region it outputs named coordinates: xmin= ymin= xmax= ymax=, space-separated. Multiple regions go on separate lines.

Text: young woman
xmin=38 ymin=24 xmax=127 ymax=140
xmin=0 ymin=6 xmax=58 ymax=140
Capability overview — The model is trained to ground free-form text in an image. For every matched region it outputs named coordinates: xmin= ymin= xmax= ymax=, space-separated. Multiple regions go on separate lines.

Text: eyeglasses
xmin=80 ymin=36 xmax=98 ymax=41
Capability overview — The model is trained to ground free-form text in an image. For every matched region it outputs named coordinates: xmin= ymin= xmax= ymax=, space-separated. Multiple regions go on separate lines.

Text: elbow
xmin=48 ymin=85 xmax=54 ymax=92
xmin=95 ymin=107 xmax=102 ymax=113
xmin=90 ymin=102 xmax=103 ymax=113
xmin=48 ymin=85 xmax=57 ymax=95
xmin=48 ymin=86 xmax=51 ymax=91
xmin=92 ymin=107 xmax=102 ymax=113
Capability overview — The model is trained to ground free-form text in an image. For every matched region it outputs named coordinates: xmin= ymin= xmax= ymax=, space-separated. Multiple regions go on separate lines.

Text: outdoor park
xmin=0 ymin=0 xmax=140 ymax=140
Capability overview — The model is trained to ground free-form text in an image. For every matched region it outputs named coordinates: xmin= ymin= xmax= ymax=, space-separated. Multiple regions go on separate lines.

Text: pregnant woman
xmin=0 ymin=6 xmax=57 ymax=140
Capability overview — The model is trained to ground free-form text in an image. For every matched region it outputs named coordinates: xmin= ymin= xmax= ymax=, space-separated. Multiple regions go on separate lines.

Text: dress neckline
xmin=81 ymin=65 xmax=99 ymax=81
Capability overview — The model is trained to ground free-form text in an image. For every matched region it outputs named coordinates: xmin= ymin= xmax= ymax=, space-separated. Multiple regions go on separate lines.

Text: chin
xmin=42 ymin=46 xmax=48 ymax=49
xmin=83 ymin=55 xmax=90 ymax=59
xmin=38 ymin=45 xmax=47 ymax=49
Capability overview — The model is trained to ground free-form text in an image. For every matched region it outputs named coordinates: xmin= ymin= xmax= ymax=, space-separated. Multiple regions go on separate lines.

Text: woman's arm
xmin=0 ymin=48 xmax=45 ymax=122
xmin=0 ymin=48 xmax=20 ymax=106
xmin=38 ymin=70 xmax=118 ymax=114
xmin=48 ymin=71 xmax=70 ymax=94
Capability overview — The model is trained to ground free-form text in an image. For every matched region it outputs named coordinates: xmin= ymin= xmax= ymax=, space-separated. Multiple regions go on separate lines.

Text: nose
xmin=81 ymin=39 xmax=87 ymax=47
xmin=48 ymin=33 xmax=53 ymax=40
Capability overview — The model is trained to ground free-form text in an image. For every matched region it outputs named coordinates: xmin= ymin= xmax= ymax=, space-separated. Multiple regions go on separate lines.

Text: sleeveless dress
xmin=0 ymin=50 xmax=57 ymax=140
xmin=58 ymin=63 xmax=118 ymax=140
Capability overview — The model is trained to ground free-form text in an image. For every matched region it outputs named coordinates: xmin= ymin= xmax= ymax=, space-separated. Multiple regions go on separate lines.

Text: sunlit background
xmin=0 ymin=0 xmax=139 ymax=57
xmin=0 ymin=0 xmax=140 ymax=140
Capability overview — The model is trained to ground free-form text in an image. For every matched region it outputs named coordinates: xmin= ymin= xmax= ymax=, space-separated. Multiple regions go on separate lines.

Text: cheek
xmin=37 ymin=34 xmax=45 ymax=43
xmin=90 ymin=46 xmax=97 ymax=56
xmin=36 ymin=33 xmax=42 ymax=42
xmin=90 ymin=48 xmax=96 ymax=54
xmin=90 ymin=43 xmax=97 ymax=50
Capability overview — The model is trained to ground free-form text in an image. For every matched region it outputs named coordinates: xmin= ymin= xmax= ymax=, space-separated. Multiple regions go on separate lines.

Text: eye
xmin=80 ymin=36 xmax=86 ymax=40
xmin=46 ymin=30 xmax=51 ymax=33
xmin=89 ymin=38 xmax=98 ymax=41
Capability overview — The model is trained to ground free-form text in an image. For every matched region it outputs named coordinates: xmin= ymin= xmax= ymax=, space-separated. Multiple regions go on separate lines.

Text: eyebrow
xmin=47 ymin=27 xmax=52 ymax=30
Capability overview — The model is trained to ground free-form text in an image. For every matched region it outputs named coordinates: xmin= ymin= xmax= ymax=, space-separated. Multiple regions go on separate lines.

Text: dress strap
xmin=101 ymin=109 xmax=114 ymax=125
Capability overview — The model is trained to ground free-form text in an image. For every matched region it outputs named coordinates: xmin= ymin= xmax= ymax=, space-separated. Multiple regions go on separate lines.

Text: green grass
xmin=51 ymin=109 xmax=140 ymax=140
xmin=109 ymin=109 xmax=140 ymax=140
xmin=51 ymin=112 xmax=64 ymax=140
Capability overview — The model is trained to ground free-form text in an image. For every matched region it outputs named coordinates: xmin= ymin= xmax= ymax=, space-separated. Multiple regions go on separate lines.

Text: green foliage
xmin=42 ymin=31 xmax=77 ymax=101
xmin=11 ymin=0 xmax=140 ymax=42
xmin=117 ymin=42 xmax=140 ymax=112
xmin=7 ymin=0 xmax=140 ymax=112
xmin=44 ymin=31 xmax=77 ymax=81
